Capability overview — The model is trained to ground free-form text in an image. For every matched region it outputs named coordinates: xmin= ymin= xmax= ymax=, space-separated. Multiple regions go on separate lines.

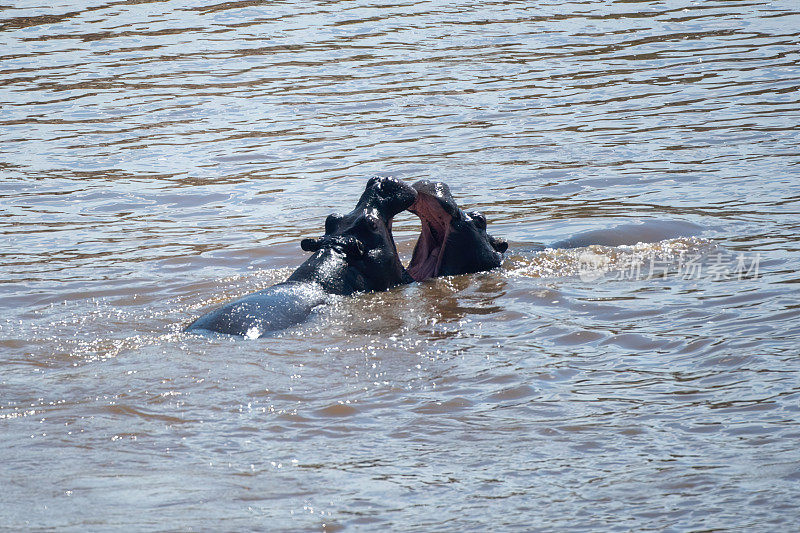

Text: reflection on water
xmin=2 ymin=0 xmax=800 ymax=530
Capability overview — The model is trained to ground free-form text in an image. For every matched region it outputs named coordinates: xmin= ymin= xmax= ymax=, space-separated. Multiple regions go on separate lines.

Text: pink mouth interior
xmin=407 ymin=194 xmax=452 ymax=282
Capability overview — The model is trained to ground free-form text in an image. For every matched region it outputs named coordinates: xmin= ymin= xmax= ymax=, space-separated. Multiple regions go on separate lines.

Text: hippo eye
xmin=325 ymin=213 xmax=343 ymax=234
xmin=341 ymin=237 xmax=366 ymax=262
xmin=470 ymin=212 xmax=487 ymax=230
xmin=365 ymin=213 xmax=380 ymax=230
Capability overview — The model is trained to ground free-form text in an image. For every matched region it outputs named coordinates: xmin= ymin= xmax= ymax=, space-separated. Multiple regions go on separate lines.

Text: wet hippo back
xmin=187 ymin=282 xmax=326 ymax=338
xmin=550 ymin=220 xmax=703 ymax=249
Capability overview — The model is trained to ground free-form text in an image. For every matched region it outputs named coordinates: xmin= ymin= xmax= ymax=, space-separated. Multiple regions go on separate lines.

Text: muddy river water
xmin=2 ymin=0 xmax=800 ymax=530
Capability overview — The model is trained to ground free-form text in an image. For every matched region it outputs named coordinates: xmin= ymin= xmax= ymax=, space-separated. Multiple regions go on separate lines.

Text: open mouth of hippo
xmin=406 ymin=181 xmax=458 ymax=281
xmin=406 ymin=180 xmax=508 ymax=282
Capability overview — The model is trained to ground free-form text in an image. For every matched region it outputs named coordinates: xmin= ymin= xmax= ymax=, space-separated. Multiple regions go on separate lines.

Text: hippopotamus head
xmin=290 ymin=176 xmax=417 ymax=294
xmin=407 ymin=180 xmax=507 ymax=281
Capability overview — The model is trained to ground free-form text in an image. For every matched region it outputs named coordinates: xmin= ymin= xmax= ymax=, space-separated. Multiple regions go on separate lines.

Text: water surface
xmin=2 ymin=0 xmax=800 ymax=530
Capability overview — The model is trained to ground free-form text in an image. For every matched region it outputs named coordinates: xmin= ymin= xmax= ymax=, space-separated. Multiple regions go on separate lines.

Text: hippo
xmin=186 ymin=176 xmax=416 ymax=338
xmin=406 ymin=180 xmax=508 ymax=281
xmin=549 ymin=220 xmax=703 ymax=249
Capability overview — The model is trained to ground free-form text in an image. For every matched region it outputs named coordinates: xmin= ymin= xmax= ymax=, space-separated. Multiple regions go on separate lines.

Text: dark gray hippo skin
xmin=406 ymin=180 xmax=508 ymax=281
xmin=186 ymin=177 xmax=416 ymax=338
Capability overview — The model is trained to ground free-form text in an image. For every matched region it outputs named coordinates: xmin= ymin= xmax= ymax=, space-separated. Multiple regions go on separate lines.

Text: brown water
xmin=2 ymin=0 xmax=800 ymax=530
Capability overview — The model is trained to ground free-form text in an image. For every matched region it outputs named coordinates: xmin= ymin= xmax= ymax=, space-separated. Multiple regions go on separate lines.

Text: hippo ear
xmin=490 ymin=236 xmax=508 ymax=254
xmin=325 ymin=213 xmax=344 ymax=234
xmin=301 ymin=238 xmax=322 ymax=252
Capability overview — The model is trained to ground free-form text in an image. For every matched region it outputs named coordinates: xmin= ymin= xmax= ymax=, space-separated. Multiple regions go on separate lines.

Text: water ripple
xmin=2 ymin=0 xmax=800 ymax=530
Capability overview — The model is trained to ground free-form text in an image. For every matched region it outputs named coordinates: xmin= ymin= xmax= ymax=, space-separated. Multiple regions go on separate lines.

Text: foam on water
xmin=506 ymin=237 xmax=718 ymax=279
